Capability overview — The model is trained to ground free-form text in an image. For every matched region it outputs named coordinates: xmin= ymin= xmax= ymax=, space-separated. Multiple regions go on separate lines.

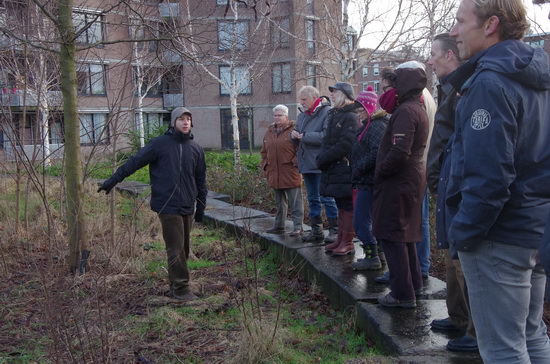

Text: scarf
xmin=379 ymin=88 xmax=399 ymax=114
xmin=305 ymin=98 xmax=321 ymax=115
xmin=357 ymin=115 xmax=371 ymax=142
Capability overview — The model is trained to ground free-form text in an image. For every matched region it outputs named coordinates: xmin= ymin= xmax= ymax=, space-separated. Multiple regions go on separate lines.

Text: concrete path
xmin=203 ymin=193 xmax=483 ymax=363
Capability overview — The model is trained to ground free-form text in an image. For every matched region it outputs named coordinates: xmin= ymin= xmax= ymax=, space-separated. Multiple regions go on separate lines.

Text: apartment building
xmin=0 ymin=0 xmax=346 ymax=161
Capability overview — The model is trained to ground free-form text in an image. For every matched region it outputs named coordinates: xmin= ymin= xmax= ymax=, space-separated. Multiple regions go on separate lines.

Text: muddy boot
xmin=324 ymin=217 xmax=338 ymax=244
xmin=351 ymin=244 xmax=382 ymax=270
xmin=302 ymin=215 xmax=324 ymax=242
xmin=332 ymin=210 xmax=356 ymax=256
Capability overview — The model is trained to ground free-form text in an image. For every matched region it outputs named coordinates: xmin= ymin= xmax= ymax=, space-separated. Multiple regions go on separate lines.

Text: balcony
xmin=0 ymin=89 xmax=63 ymax=108
xmin=163 ymin=93 xmax=184 ymax=108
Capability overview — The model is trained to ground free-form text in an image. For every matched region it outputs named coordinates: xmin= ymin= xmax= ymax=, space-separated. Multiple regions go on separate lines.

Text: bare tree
xmin=164 ymin=0 xmax=277 ymax=169
xmin=314 ymin=0 xmax=458 ymax=82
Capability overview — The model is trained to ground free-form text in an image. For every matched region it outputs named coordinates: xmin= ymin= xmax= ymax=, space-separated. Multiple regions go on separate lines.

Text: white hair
xmin=273 ymin=104 xmax=289 ymax=116
xmin=396 ymin=60 xmax=426 ymax=71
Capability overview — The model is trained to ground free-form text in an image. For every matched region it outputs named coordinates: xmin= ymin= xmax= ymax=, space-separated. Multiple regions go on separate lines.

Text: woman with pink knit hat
xmin=350 ymin=87 xmax=389 ymax=270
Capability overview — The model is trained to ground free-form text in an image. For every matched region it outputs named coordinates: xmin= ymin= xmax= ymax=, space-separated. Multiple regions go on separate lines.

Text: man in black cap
xmin=98 ymin=107 xmax=207 ymax=302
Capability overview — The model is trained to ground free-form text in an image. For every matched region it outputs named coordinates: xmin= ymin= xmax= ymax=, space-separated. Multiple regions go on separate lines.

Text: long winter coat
xmin=260 ymin=121 xmax=302 ymax=189
xmin=372 ymin=67 xmax=429 ymax=243
xmin=293 ymin=97 xmax=331 ymax=174
xmin=316 ymin=103 xmax=358 ymax=198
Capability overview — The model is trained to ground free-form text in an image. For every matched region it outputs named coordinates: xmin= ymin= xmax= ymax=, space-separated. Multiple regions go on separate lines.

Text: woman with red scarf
xmin=372 ymin=63 xmax=429 ymax=308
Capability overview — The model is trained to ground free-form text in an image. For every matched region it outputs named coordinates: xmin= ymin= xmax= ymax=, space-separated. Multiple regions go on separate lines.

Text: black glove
xmin=194 ymin=209 xmax=204 ymax=223
xmin=97 ymin=179 xmax=116 ymax=195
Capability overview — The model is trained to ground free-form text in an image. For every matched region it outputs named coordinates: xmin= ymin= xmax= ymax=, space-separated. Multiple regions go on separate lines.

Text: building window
xmin=306 ymin=64 xmax=317 ymax=87
xmin=373 ymin=63 xmax=379 ymax=76
xmin=133 ymin=67 xmax=162 ymax=97
xmin=362 ymin=66 xmax=368 ymax=77
xmin=220 ymin=108 xmax=253 ymax=150
xmin=272 ymin=63 xmax=291 ymax=93
xmin=79 ymin=113 xmax=108 ymax=145
xmin=219 ymin=66 xmax=252 ymax=96
xmin=49 ymin=117 xmax=64 ymax=145
xmin=306 ymin=0 xmax=313 ymax=14
xmin=271 ymin=17 xmax=290 ymax=48
xmin=136 ymin=113 xmax=169 ymax=139
xmin=77 ymin=63 xmax=106 ymax=95
xmin=129 ymin=19 xmax=159 ymax=53
xmin=74 ymin=10 xmax=103 ymax=44
xmin=218 ymin=21 xmax=249 ymax=50
xmin=363 ymin=81 xmax=380 ymax=93
xmin=306 ymin=19 xmax=315 ymax=52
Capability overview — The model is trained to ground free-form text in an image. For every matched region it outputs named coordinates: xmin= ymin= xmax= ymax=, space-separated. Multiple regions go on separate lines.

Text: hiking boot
xmin=266 ymin=226 xmax=285 ymax=234
xmin=302 ymin=215 xmax=324 ymax=242
xmin=171 ymin=291 xmax=199 ymax=302
xmin=351 ymin=256 xmax=382 ymax=270
xmin=352 ymin=244 xmax=382 ymax=270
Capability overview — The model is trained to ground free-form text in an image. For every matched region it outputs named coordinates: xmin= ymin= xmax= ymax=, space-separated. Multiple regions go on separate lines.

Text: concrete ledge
xmin=202 ymin=194 xmax=482 ymax=362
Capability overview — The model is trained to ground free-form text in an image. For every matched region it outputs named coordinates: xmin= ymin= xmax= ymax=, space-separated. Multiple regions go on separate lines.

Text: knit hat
xmin=328 ymin=81 xmax=355 ymax=101
xmin=171 ymin=107 xmax=193 ymax=127
xmin=354 ymin=86 xmax=378 ymax=115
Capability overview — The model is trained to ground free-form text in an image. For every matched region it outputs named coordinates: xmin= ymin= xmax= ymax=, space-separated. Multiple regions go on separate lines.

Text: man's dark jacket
xmin=426 ymin=72 xmax=460 ymax=194
xmin=447 ymin=40 xmax=550 ymax=252
xmin=104 ymin=128 xmax=207 ymax=215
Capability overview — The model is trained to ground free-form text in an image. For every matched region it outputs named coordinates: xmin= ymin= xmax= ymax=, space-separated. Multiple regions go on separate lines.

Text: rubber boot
xmin=332 ymin=210 xmax=356 ymax=256
xmin=302 ymin=215 xmax=324 ymax=242
xmin=325 ymin=211 xmax=343 ymax=252
xmin=351 ymin=244 xmax=382 ymax=270
xmin=324 ymin=217 xmax=338 ymax=244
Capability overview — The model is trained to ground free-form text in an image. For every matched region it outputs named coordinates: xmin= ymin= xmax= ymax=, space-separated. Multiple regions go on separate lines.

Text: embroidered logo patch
xmin=470 ymin=109 xmax=491 ymax=130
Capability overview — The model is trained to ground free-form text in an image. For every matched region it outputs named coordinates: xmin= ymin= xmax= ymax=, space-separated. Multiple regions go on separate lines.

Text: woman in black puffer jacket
xmin=316 ymin=82 xmax=358 ymax=256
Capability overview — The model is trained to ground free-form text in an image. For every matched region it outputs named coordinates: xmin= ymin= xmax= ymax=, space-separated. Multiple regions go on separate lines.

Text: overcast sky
xmin=352 ymin=0 xmax=550 ymax=48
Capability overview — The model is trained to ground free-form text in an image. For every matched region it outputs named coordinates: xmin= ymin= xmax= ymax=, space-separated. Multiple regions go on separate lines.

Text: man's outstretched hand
xmin=97 ymin=179 xmax=116 ymax=195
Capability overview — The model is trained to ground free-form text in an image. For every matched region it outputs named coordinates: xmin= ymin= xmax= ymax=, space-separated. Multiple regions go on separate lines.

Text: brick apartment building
xmin=0 ymin=0 xmax=348 ymax=160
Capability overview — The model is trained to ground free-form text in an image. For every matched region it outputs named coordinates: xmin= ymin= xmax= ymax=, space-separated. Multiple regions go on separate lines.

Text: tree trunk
xmin=230 ymin=93 xmax=241 ymax=171
xmin=59 ymin=0 xmax=88 ymax=273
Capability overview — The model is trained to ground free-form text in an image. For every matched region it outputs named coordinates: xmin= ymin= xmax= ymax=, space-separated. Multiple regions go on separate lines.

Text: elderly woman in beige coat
xmin=261 ymin=105 xmax=304 ymax=236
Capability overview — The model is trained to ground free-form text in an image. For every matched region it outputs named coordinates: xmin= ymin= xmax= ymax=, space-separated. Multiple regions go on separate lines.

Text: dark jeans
xmin=158 ymin=214 xmax=193 ymax=295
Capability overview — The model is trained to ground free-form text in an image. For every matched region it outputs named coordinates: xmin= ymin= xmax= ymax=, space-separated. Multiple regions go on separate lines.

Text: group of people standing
xmin=98 ymin=1 xmax=549 ymax=363
xmin=262 ymin=0 xmax=550 ymax=363
xmin=261 ymin=63 xmax=434 ymax=309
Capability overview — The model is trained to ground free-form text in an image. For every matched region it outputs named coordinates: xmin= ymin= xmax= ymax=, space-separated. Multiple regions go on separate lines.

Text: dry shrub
xmin=231 ymin=317 xmax=286 ymax=364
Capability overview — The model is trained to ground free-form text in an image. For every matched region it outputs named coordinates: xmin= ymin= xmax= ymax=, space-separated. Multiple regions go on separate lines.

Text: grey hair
xmin=273 ymin=104 xmax=289 ymax=116
xmin=298 ymin=85 xmax=320 ymax=98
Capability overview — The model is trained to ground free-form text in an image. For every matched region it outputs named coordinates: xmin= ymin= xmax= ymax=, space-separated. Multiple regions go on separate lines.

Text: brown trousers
xmin=444 ymin=249 xmax=476 ymax=336
xmin=158 ymin=214 xmax=193 ymax=295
